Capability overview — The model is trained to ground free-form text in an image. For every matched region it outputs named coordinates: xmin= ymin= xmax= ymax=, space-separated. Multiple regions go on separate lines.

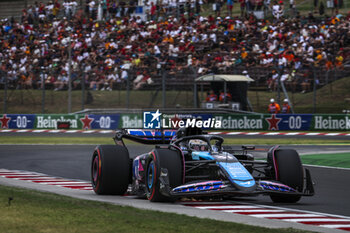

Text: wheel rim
xmin=147 ymin=161 xmax=154 ymax=190
xmin=92 ymin=156 xmax=99 ymax=185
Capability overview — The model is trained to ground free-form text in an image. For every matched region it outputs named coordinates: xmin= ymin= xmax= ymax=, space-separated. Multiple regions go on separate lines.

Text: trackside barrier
xmin=0 ymin=114 xmax=349 ymax=131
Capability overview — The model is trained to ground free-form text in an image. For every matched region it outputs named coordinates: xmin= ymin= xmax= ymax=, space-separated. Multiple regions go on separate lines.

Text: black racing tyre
xmin=91 ymin=145 xmax=130 ymax=195
xmin=145 ymin=148 xmax=183 ymax=202
xmin=269 ymin=149 xmax=304 ymax=203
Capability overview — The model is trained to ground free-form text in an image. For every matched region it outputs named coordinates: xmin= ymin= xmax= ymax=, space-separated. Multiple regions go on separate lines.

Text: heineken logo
xmin=314 ymin=116 xmax=350 ymax=130
xmin=36 ymin=116 xmax=78 ymax=129
xmin=215 ymin=116 xmax=263 ymax=129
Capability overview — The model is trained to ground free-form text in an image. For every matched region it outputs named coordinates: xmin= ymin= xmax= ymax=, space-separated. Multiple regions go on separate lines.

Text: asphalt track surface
xmin=1 ymin=142 xmax=350 ymax=218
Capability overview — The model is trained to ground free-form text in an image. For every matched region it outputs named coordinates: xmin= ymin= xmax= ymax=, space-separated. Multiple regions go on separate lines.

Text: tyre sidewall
xmin=269 ymin=149 xmax=304 ymax=203
xmin=145 ymin=151 xmax=162 ymax=201
xmin=91 ymin=145 xmax=130 ymax=195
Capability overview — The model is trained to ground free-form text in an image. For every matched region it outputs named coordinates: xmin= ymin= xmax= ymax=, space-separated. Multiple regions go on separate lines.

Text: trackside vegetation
xmin=0 ymin=185 xmax=311 ymax=233
xmin=301 ymin=152 xmax=350 ymax=168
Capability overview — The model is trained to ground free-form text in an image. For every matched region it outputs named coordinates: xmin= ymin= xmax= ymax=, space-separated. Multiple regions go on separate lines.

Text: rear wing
xmin=113 ymin=129 xmax=177 ymax=145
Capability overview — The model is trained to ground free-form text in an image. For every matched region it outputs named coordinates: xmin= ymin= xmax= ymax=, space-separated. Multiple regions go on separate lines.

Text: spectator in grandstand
xmin=280 ymin=70 xmax=289 ymax=84
xmin=87 ymin=0 xmax=96 ymax=19
xmin=213 ymin=0 xmax=223 ymax=17
xmin=121 ymin=68 xmax=129 ymax=81
xmin=54 ymin=71 xmax=68 ymax=91
xmin=268 ymin=98 xmax=281 ymax=113
xmin=281 ymin=99 xmax=291 ymax=113
xmin=270 ymin=70 xmax=280 ymax=91
xmin=285 ymin=70 xmax=298 ymax=92
xmin=239 ymin=0 xmax=246 ymax=16
xmin=227 ymin=0 xmax=234 ymax=17
xmin=103 ymin=69 xmax=120 ymax=91
xmin=133 ymin=70 xmax=153 ymax=89
xmin=272 ymin=1 xmax=284 ymax=20
xmin=89 ymin=73 xmax=105 ymax=91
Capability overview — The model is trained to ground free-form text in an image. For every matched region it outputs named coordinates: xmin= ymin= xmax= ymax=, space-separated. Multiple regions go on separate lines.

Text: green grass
xmin=1 ymin=77 xmax=350 ymax=113
xmin=0 ymin=185 xmax=310 ymax=233
xmin=258 ymin=152 xmax=350 ymax=169
xmin=223 ymin=138 xmax=350 ymax=145
xmin=0 ymin=136 xmax=115 ymax=145
xmin=0 ymin=136 xmax=349 ymax=145
xmin=301 ymin=152 xmax=350 ymax=168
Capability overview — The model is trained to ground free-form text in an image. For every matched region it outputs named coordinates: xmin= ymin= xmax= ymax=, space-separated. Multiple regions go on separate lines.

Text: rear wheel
xmin=91 ymin=145 xmax=130 ymax=195
xmin=146 ymin=148 xmax=183 ymax=202
xmin=268 ymin=149 xmax=304 ymax=203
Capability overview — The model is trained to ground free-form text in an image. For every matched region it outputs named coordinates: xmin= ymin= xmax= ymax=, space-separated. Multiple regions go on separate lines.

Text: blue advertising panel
xmin=89 ymin=114 xmax=120 ymax=130
xmin=0 ymin=114 xmax=36 ymax=129
xmin=269 ymin=114 xmax=313 ymax=131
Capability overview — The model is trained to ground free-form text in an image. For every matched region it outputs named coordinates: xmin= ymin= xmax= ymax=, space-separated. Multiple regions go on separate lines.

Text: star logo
xmin=266 ymin=114 xmax=282 ymax=130
xmin=80 ymin=114 xmax=94 ymax=130
xmin=143 ymin=110 xmax=162 ymax=129
xmin=0 ymin=114 xmax=11 ymax=129
xmin=151 ymin=109 xmax=162 ymax=123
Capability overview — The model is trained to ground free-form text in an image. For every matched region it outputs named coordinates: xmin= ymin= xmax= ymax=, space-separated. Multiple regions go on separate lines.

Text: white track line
xmin=226 ymin=132 xmax=243 ymax=135
xmin=32 ymin=130 xmax=47 ymax=133
xmin=321 ymin=224 xmax=350 ymax=228
xmin=264 ymin=132 xmax=280 ymax=135
xmin=250 ymin=213 xmax=322 ymax=218
xmin=305 ymin=133 xmax=321 ymax=136
xmin=284 ymin=132 xmax=300 ymax=135
xmin=223 ymin=209 xmax=285 ymax=213
xmin=49 ymin=130 xmax=62 ymax=133
xmin=194 ymin=205 xmax=260 ymax=209
xmin=65 ymin=130 xmax=79 ymax=133
xmin=284 ymin=218 xmax=350 ymax=222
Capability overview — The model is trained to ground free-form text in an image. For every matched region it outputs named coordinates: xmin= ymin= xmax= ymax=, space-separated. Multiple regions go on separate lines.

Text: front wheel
xmin=268 ymin=148 xmax=303 ymax=203
xmin=145 ymin=148 xmax=183 ymax=202
xmin=91 ymin=145 xmax=130 ymax=195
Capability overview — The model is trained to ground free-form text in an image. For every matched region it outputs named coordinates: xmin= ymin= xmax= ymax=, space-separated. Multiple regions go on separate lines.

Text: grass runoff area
xmin=256 ymin=152 xmax=350 ymax=169
xmin=0 ymin=185 xmax=310 ymax=233
xmin=0 ymin=135 xmax=349 ymax=145
xmin=301 ymin=152 xmax=350 ymax=168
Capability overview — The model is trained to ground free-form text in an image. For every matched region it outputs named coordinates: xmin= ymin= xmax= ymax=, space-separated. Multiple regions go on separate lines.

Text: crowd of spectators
xmin=0 ymin=0 xmax=349 ymax=92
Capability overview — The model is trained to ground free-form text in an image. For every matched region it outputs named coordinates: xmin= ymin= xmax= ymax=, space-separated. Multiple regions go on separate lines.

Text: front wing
xmin=159 ymin=169 xmax=314 ymax=198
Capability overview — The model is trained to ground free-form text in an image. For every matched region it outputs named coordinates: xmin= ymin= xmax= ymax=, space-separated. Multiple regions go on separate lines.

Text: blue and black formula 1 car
xmin=91 ymin=127 xmax=314 ymax=203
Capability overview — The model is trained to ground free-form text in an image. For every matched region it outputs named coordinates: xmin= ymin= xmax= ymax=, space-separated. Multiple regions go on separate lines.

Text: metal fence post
xmin=277 ymin=70 xmax=281 ymax=106
xmin=126 ymin=70 xmax=130 ymax=109
xmin=41 ymin=68 xmax=45 ymax=114
xmin=193 ymin=82 xmax=197 ymax=108
xmin=82 ymin=72 xmax=85 ymax=110
xmin=162 ymin=67 xmax=166 ymax=109
xmin=3 ymin=74 xmax=7 ymax=113
xmin=68 ymin=36 xmax=72 ymax=113
xmin=312 ymin=66 xmax=317 ymax=113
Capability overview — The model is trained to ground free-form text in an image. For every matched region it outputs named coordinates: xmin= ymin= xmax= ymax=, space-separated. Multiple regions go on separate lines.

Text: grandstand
xmin=0 ymin=0 xmax=349 ymax=113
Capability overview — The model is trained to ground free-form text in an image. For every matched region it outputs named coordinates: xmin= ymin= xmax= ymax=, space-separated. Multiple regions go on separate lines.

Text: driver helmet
xmin=189 ymin=139 xmax=208 ymax=151
xmin=176 ymin=127 xmax=187 ymax=139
